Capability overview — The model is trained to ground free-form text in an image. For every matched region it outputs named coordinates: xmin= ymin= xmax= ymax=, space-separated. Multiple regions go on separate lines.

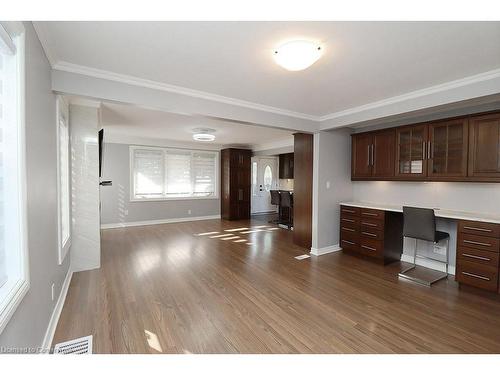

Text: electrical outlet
xmin=326 ymin=181 xmax=331 ymax=189
xmin=124 ymin=209 xmax=129 ymax=216
xmin=188 ymin=209 xmax=192 ymax=215
xmin=51 ymin=283 xmax=55 ymax=301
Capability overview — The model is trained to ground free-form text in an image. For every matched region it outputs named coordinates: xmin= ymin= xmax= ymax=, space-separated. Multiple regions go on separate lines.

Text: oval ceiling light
xmin=192 ymin=128 xmax=216 ymax=142
xmin=273 ymin=40 xmax=323 ymax=71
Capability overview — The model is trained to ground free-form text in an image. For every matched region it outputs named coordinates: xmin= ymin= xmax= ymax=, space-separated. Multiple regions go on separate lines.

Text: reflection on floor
xmin=53 ymin=217 xmax=500 ymax=353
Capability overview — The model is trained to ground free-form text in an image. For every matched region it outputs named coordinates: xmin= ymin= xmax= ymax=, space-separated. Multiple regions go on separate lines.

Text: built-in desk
xmin=339 ymin=201 xmax=500 ymax=294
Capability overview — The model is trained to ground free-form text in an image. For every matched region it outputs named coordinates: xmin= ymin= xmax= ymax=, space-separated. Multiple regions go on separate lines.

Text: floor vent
xmin=294 ymin=254 xmax=311 ymax=260
xmin=54 ymin=335 xmax=93 ymax=354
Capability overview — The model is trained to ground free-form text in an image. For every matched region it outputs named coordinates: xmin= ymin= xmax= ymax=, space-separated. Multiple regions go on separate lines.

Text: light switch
xmin=326 ymin=181 xmax=331 ymax=189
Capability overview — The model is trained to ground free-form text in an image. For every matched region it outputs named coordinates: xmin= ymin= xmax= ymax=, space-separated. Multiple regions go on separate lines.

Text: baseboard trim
xmin=41 ymin=267 xmax=73 ymax=353
xmin=401 ymin=254 xmax=456 ymax=276
xmin=310 ymin=244 xmax=342 ymax=256
xmin=101 ymin=215 xmax=221 ymax=229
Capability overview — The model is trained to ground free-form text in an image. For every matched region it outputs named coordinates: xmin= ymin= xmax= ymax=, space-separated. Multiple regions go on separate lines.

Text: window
xmin=130 ymin=146 xmax=218 ymax=200
xmin=263 ymin=165 xmax=273 ymax=191
xmin=57 ymin=96 xmax=71 ymax=264
xmin=0 ymin=22 xmax=28 ymax=335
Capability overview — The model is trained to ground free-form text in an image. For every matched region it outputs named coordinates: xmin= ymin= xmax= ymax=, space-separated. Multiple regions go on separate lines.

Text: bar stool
xmin=269 ymin=190 xmax=281 ymax=224
xmin=280 ymin=191 xmax=293 ymax=229
xmin=398 ymin=206 xmax=450 ymax=286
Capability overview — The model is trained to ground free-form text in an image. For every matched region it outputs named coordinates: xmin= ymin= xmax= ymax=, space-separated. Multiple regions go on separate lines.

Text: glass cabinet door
xmin=395 ymin=124 xmax=427 ymax=178
xmin=428 ymin=119 xmax=468 ymax=178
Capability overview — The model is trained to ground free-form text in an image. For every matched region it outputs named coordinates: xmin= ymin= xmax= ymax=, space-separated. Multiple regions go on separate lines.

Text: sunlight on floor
xmin=144 ymin=330 xmax=163 ymax=353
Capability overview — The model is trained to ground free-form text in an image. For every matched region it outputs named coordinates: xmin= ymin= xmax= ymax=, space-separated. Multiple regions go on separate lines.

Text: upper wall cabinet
xmin=427 ymin=118 xmax=468 ymax=179
xmin=468 ymin=113 xmax=500 ymax=180
xmin=350 ymin=111 xmax=497 ymax=182
xmin=352 ymin=129 xmax=395 ymax=179
xmin=395 ymin=124 xmax=428 ymax=179
xmin=279 ymin=153 xmax=294 ymax=179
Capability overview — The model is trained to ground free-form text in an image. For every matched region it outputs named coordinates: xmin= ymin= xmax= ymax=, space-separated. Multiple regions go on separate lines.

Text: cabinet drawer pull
xmin=342 ymin=227 xmax=355 ymax=232
xmin=361 ymin=222 xmax=378 ymax=227
xmin=341 ymin=218 xmax=355 ymax=223
xmin=342 ymin=240 xmax=355 ymax=245
xmin=463 ymin=239 xmax=491 ymax=247
xmin=362 ymin=232 xmax=377 ymax=237
xmin=361 ymin=245 xmax=377 ymax=252
xmin=463 ymin=226 xmax=492 ymax=233
xmin=342 ymin=209 xmax=356 ymax=214
xmin=462 ymin=253 xmax=491 ymax=261
xmin=461 ymin=271 xmax=490 ymax=281
xmin=362 ymin=212 xmax=378 ymax=217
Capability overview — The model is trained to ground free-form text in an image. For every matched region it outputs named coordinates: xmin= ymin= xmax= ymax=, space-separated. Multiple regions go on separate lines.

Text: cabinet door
xmin=468 ymin=113 xmax=500 ymax=179
xmin=352 ymin=133 xmax=373 ymax=178
xmin=395 ymin=124 xmax=427 ymax=178
xmin=372 ymin=129 xmax=395 ymax=178
xmin=428 ymin=119 xmax=468 ymax=179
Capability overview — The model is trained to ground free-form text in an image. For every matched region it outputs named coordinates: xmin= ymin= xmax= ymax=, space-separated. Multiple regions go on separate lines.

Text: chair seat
xmin=435 ymin=230 xmax=450 ymax=243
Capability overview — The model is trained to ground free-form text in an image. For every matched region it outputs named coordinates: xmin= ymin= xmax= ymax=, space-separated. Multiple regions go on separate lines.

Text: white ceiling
xmin=99 ymin=102 xmax=294 ymax=149
xmin=37 ymin=21 xmax=500 ymax=117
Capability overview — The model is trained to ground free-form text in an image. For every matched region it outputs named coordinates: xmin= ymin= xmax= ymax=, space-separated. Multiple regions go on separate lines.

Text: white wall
xmin=69 ymin=104 xmax=101 ymax=272
xmin=0 ymin=22 xmax=71 ymax=349
xmin=100 ymin=143 xmax=220 ymax=226
xmin=312 ymin=129 xmax=353 ymax=252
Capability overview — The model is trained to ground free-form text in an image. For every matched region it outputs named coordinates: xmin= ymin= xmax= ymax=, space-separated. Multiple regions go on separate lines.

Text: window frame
xmin=0 ymin=22 xmax=29 ymax=336
xmin=129 ymin=145 xmax=220 ymax=202
xmin=56 ymin=95 xmax=71 ymax=265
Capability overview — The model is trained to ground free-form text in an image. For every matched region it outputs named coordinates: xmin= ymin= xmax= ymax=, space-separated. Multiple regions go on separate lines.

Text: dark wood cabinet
xmin=351 ymin=111 xmax=499 ymax=182
xmin=352 ymin=129 xmax=395 ymax=179
xmin=279 ymin=153 xmax=294 ymax=179
xmin=221 ymin=148 xmax=251 ymax=220
xmin=427 ymin=118 xmax=468 ymax=179
xmin=293 ymin=133 xmax=313 ymax=249
xmin=468 ymin=113 xmax=500 ymax=180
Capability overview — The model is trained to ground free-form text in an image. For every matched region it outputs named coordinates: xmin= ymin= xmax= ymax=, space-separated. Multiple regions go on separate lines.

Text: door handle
xmin=463 ymin=239 xmax=491 ymax=247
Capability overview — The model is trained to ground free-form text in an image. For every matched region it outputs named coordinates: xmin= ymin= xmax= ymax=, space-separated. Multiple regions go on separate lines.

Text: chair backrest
xmin=270 ymin=190 xmax=280 ymax=205
xmin=403 ymin=206 xmax=436 ymax=242
xmin=280 ymin=191 xmax=292 ymax=208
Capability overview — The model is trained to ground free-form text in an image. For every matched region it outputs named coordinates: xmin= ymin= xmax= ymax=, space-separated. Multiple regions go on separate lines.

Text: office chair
xmin=398 ymin=206 xmax=449 ymax=286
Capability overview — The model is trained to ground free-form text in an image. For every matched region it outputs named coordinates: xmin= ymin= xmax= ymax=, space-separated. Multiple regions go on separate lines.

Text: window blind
xmin=59 ymin=117 xmax=70 ymax=247
xmin=131 ymin=147 xmax=217 ymax=200
xmin=0 ymin=53 xmax=6 ymax=288
xmin=133 ymin=148 xmax=164 ymax=197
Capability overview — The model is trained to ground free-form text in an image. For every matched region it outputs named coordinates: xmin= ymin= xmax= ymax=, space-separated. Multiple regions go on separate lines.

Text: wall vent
xmin=54 ymin=335 xmax=93 ymax=354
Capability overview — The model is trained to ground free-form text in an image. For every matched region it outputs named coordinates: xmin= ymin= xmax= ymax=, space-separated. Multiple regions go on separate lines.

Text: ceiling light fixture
xmin=273 ymin=40 xmax=323 ymax=71
xmin=192 ymin=128 xmax=216 ymax=142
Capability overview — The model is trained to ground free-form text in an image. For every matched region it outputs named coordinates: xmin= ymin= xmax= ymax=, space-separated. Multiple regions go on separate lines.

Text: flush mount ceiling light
xmin=192 ymin=128 xmax=216 ymax=142
xmin=273 ymin=40 xmax=323 ymax=71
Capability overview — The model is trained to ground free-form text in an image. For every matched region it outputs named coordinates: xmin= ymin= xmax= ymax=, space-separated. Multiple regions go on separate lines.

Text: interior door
xmin=251 ymin=157 xmax=278 ymax=214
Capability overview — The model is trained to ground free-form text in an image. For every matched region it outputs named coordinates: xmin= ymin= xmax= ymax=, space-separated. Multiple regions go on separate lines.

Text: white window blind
xmin=130 ymin=146 xmax=218 ymax=200
xmin=0 ymin=23 xmax=29 ymax=335
xmin=57 ymin=98 xmax=71 ymax=264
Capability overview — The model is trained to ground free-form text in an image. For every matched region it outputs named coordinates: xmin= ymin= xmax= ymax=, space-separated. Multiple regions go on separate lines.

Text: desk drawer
xmin=340 ymin=221 xmax=359 ymax=234
xmin=360 ymin=217 xmax=384 ymax=231
xmin=456 ymin=260 xmax=499 ymax=292
xmin=458 ymin=233 xmax=499 ymax=252
xmin=359 ymin=238 xmax=383 ymax=258
xmin=360 ymin=228 xmax=384 ymax=241
xmin=341 ymin=216 xmax=360 ymax=226
xmin=341 ymin=229 xmax=359 ymax=244
xmin=360 ymin=208 xmax=385 ymax=221
xmin=457 ymin=247 xmax=499 ymax=267
xmin=340 ymin=205 xmax=360 ymax=217
xmin=459 ymin=220 xmax=500 ymax=238
xmin=340 ymin=238 xmax=359 ymax=252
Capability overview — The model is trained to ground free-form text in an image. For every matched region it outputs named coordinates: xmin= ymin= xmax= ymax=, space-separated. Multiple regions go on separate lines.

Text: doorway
xmin=251 ymin=156 xmax=278 ymax=214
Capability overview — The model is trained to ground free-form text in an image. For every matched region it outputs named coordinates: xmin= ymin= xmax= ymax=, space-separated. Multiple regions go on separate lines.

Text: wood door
xmin=468 ymin=113 xmax=500 ymax=179
xmin=427 ymin=118 xmax=468 ymax=179
xmin=351 ymin=133 xmax=373 ymax=178
xmin=395 ymin=124 xmax=428 ymax=179
xmin=372 ymin=129 xmax=395 ymax=178
xmin=293 ymin=133 xmax=313 ymax=249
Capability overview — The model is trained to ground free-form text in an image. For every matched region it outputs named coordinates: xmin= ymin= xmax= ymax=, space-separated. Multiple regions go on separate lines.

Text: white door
xmin=251 ymin=157 xmax=278 ymax=214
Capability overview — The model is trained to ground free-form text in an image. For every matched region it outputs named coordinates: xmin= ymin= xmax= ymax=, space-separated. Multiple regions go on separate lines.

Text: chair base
xmin=398 ymin=265 xmax=448 ymax=287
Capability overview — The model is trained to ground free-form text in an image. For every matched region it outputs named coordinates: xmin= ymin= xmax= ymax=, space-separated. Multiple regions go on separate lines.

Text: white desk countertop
xmin=340 ymin=201 xmax=500 ymax=224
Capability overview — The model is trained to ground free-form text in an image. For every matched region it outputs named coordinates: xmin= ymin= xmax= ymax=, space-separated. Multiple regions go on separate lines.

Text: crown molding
xmin=318 ymin=67 xmax=500 ymax=125
xmin=251 ymin=137 xmax=294 ymax=152
xmin=32 ymin=21 xmax=57 ymax=67
xmin=52 ymin=61 xmax=320 ymax=122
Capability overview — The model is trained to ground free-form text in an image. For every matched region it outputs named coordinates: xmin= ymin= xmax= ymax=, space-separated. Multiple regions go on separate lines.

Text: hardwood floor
xmin=53 ymin=217 xmax=500 ymax=353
